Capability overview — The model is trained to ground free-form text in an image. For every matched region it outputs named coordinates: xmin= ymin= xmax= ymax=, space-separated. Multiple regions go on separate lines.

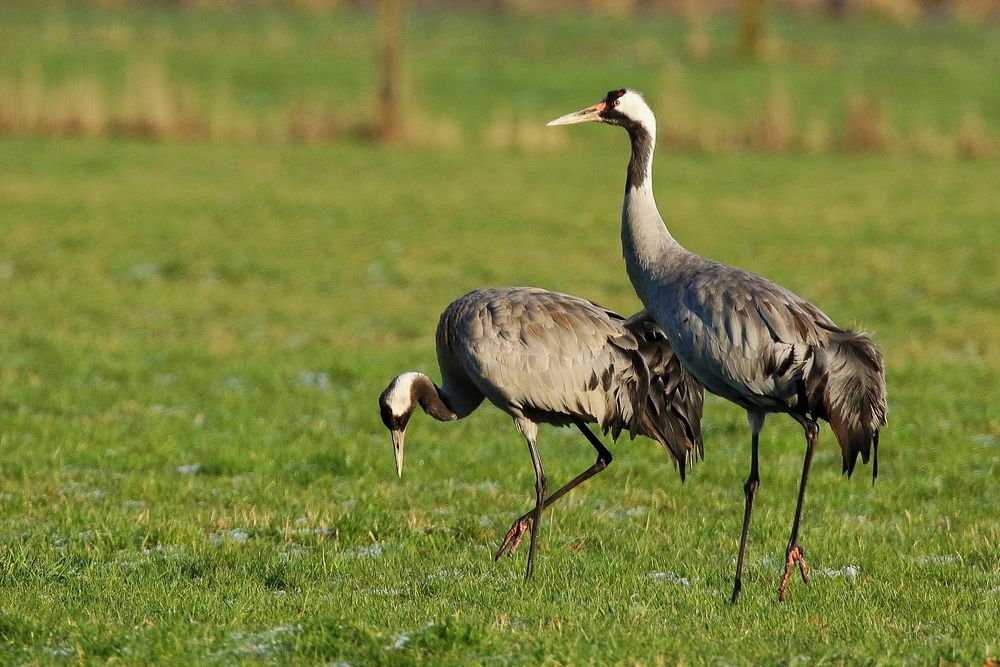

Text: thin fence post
xmin=376 ymin=0 xmax=405 ymax=142
xmin=739 ymin=0 xmax=766 ymax=59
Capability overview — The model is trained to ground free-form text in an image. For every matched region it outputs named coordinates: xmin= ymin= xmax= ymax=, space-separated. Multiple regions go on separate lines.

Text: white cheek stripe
xmin=619 ymin=91 xmax=656 ymax=136
xmin=388 ymin=372 xmax=421 ymax=416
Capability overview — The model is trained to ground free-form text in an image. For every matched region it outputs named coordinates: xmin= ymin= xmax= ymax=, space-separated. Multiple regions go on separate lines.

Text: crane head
xmin=378 ymin=373 xmax=419 ymax=478
xmin=547 ymin=88 xmax=654 ymax=133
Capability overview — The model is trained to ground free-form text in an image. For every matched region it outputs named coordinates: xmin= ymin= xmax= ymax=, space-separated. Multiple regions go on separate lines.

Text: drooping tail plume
xmin=625 ymin=311 xmax=705 ymax=481
xmin=817 ymin=327 xmax=887 ymax=481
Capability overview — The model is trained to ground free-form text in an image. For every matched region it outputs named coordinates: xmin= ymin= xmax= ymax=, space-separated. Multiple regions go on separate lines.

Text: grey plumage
xmin=378 ymin=286 xmax=704 ymax=579
xmin=657 ymin=257 xmax=886 ymax=477
xmin=436 ymin=288 xmax=702 ymax=469
xmin=623 ymin=309 xmax=704 ymax=474
xmin=550 ymin=88 xmax=887 ymax=602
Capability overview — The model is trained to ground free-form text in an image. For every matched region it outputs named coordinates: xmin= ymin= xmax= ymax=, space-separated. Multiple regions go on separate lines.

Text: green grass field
xmin=1 ymin=5 xmax=999 ymax=665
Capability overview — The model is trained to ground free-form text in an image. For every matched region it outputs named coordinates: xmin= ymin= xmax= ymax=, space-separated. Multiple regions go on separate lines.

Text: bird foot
xmin=778 ymin=542 xmax=809 ymax=601
xmin=494 ymin=515 xmax=532 ymax=561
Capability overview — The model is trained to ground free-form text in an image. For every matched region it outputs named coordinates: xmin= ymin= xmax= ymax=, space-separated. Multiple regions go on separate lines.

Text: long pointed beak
xmin=391 ymin=428 xmax=405 ymax=478
xmin=547 ymin=101 xmax=605 ymax=126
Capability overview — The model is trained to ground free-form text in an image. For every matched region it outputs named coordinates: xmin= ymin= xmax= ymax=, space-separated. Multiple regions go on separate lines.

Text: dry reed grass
xmin=682 ymin=22 xmax=713 ymax=62
xmin=866 ymin=0 xmax=922 ymax=23
xmin=650 ymin=67 xmax=996 ymax=159
xmin=403 ymin=111 xmax=466 ymax=149
xmin=744 ymin=82 xmax=796 ymax=152
xmin=483 ymin=109 xmax=567 ymax=153
xmin=0 ymin=64 xmax=460 ymax=149
xmin=286 ymin=99 xmax=348 ymax=143
xmin=587 ymin=0 xmax=637 ymax=17
xmin=801 ymin=114 xmax=832 ymax=154
xmin=0 ymin=63 xmax=995 ymax=159
xmin=953 ymin=105 xmax=996 ymax=159
xmin=841 ymin=92 xmax=900 ymax=153
xmin=60 ymin=0 xmax=1000 ymax=23
xmin=910 ymin=120 xmax=957 ymax=159
xmin=116 ymin=63 xmax=205 ymax=139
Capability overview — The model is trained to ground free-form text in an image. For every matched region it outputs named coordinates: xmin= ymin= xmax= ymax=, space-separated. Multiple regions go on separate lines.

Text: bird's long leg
xmin=520 ymin=424 xmax=548 ymax=581
xmin=779 ymin=417 xmax=819 ymax=601
xmin=731 ymin=411 xmax=764 ymax=604
xmin=496 ymin=423 xmax=612 ymax=560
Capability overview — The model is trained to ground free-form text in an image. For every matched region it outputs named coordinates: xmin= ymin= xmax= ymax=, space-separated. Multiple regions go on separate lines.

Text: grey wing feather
xmin=624 ymin=309 xmax=705 ymax=481
xmin=669 ymin=261 xmax=833 ymax=412
xmin=442 ymin=288 xmax=644 ymax=432
xmin=438 ymin=288 xmax=705 ymax=480
xmin=659 ymin=259 xmax=886 ymax=479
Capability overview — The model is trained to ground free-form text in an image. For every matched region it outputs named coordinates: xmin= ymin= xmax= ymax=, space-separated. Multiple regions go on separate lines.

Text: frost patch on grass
xmin=814 ymin=565 xmax=860 ymax=578
xmin=915 ymin=554 xmax=959 ymax=565
xmin=649 ymin=571 xmax=692 ymax=587
xmin=385 ymin=622 xmax=434 ymax=651
xmin=101 ymin=544 xmax=188 ymax=572
xmin=155 ymin=373 xmax=179 ymax=386
xmin=110 ymin=552 xmax=152 ymax=570
xmin=228 ymin=624 xmax=302 ymax=657
xmin=492 ymin=615 xmax=528 ymax=632
xmin=457 ymin=481 xmax=500 ymax=494
xmin=425 ymin=567 xmax=462 ymax=581
xmin=596 ymin=502 xmax=647 ymax=522
xmin=735 ymin=556 xmax=776 ymax=568
xmin=220 ymin=376 xmax=246 ymax=392
xmin=45 ymin=646 xmax=75 ymax=657
xmin=210 ymin=529 xmax=250 ymax=545
xmin=345 ymin=541 xmax=388 ymax=558
xmin=177 ymin=463 xmax=201 ymax=475
xmin=291 ymin=525 xmax=333 ymax=539
xmin=296 ymin=371 xmax=331 ymax=389
xmin=129 ymin=263 xmax=162 ymax=281
xmin=73 ymin=530 xmax=101 ymax=545
xmin=281 ymin=544 xmax=313 ymax=559
xmin=143 ymin=544 xmax=186 ymax=557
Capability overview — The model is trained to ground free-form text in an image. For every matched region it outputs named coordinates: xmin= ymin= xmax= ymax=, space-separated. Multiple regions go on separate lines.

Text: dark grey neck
xmin=626 ymin=124 xmax=654 ymax=191
xmin=413 ymin=375 xmax=457 ymax=422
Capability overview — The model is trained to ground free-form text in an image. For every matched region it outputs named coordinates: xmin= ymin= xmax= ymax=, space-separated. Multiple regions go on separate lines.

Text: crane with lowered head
xmin=378 ymin=286 xmax=704 ymax=580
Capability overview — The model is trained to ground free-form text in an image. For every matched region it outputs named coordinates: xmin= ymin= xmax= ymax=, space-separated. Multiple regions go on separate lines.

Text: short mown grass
xmin=2 ymin=137 xmax=997 ymax=664
xmin=1 ymin=4 xmax=998 ymax=665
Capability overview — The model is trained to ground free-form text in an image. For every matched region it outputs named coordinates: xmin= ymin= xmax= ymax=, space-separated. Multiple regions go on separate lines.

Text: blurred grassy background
xmin=1 ymin=2 xmax=999 ymax=153
xmin=0 ymin=1 xmax=998 ymax=664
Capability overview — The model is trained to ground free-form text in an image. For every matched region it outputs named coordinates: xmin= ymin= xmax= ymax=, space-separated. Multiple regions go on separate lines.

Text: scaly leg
xmin=731 ymin=411 xmax=764 ymax=604
xmin=507 ymin=419 xmax=548 ymax=580
xmin=496 ymin=422 xmax=612 ymax=560
xmin=779 ymin=417 xmax=818 ymax=601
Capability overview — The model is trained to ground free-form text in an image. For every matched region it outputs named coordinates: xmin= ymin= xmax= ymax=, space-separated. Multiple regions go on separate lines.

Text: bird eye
xmin=613 ymin=99 xmax=620 ymax=107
